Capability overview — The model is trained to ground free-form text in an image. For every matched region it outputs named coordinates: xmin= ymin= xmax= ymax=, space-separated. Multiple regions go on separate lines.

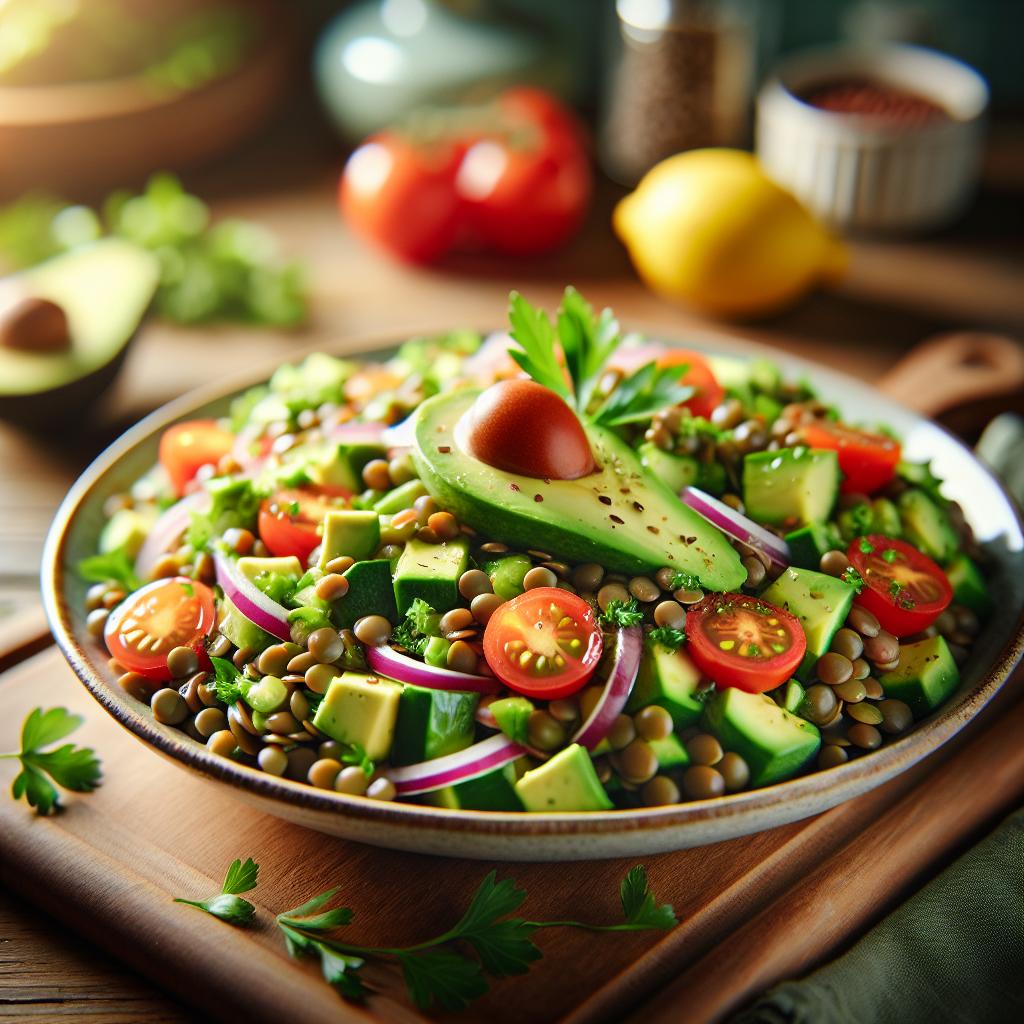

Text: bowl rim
xmin=41 ymin=327 xmax=1024 ymax=839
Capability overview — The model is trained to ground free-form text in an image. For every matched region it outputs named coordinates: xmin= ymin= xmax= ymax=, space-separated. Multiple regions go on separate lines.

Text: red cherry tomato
xmin=461 ymin=380 xmax=595 ymax=480
xmin=655 ymin=350 xmax=725 ymax=421
xmin=159 ymin=420 xmax=234 ymax=497
xmin=340 ymin=133 xmax=465 ymax=263
xmin=257 ymin=487 xmax=350 ymax=563
xmin=104 ymin=578 xmax=216 ymax=681
xmin=685 ymin=594 xmax=807 ymax=693
xmin=483 ymin=587 xmax=603 ymax=700
xmin=802 ymin=421 xmax=901 ymax=494
xmin=455 ymin=88 xmax=591 ymax=255
xmin=847 ymin=535 xmax=952 ymax=637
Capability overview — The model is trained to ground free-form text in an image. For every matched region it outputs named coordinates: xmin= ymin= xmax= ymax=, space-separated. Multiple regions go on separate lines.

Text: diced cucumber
xmin=648 ymin=733 xmax=690 ymax=770
xmin=480 ymin=553 xmax=532 ymax=600
xmin=784 ymin=522 xmax=841 ymax=570
xmin=898 ymin=489 xmax=958 ymax=564
xmin=331 ymin=559 xmax=398 ymax=629
xmin=491 ymin=696 xmax=534 ymax=744
xmin=242 ymin=674 xmax=288 ymax=714
xmin=219 ymin=594 xmax=276 ymax=653
xmin=625 ymin=644 xmax=704 ymax=728
xmin=945 ymin=554 xmax=991 ymax=618
xmin=390 ymin=684 xmax=479 ymax=766
xmin=639 ymin=443 xmax=700 ymax=493
xmin=393 ymin=537 xmax=470 ymax=615
xmin=373 ymin=479 xmax=428 ymax=515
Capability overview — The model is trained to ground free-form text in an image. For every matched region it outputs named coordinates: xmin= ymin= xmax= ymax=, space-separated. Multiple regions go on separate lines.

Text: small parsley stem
xmin=526 ymin=921 xmax=657 ymax=933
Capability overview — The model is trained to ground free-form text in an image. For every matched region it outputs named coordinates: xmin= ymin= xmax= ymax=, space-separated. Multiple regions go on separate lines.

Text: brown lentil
xmin=427 ymin=511 xmax=460 ymax=541
xmin=151 ymin=688 xmax=188 ymax=725
xmin=653 ymin=600 xmax=686 ymax=629
xmin=741 ymin=557 xmax=767 ymax=588
xmin=673 ymin=587 xmax=705 ymax=604
xmin=308 ymin=758 xmax=343 ymax=790
xmin=470 ymin=592 xmax=504 ymax=624
xmin=198 ymin=680 xmax=220 ymax=707
xmin=830 ymin=628 xmax=864 ymax=661
xmin=479 ymin=541 xmax=509 ymax=554
xmin=335 ymin=766 xmax=370 ymax=795
xmin=816 ymin=652 xmax=854 ymax=686
xmin=413 ymin=494 xmax=438 ymax=525
xmin=458 ymin=569 xmax=492 ymax=600
xmin=834 ymin=678 xmax=867 ymax=704
xmin=440 ymin=608 xmax=474 ymax=635
xmin=819 ymin=550 xmax=850 ymax=577
xmin=315 ymin=574 xmax=350 ymax=603
xmin=718 ymin=752 xmax=750 ymax=792
xmin=616 ymin=739 xmax=659 ymax=783
xmin=878 ymin=698 xmax=913 ymax=734
xmin=933 ymin=609 xmax=957 ymax=636
xmin=597 ymin=582 xmax=630 ymax=610
xmin=255 ymin=745 xmax=287 ymax=775
xmin=863 ymin=630 xmax=899 ymax=665
xmin=308 ymin=628 xmax=344 ymax=663
xmin=354 ymin=615 xmax=391 ymax=647
xmin=232 ymin=646 xmax=253 ymax=670
xmin=207 ymin=633 xmax=232 ymax=658
xmin=523 ymin=566 xmax=558 ymax=590
xmin=194 ymin=707 xmax=228 ymax=738
xmin=286 ymin=651 xmax=317 ymax=674
xmin=863 ymin=676 xmax=884 ymax=700
xmin=179 ymin=674 xmax=203 ymax=713
xmin=818 ymin=744 xmax=849 ymax=769
xmin=548 ymin=698 xmax=579 ymax=724
xmin=642 ymin=775 xmax=681 ymax=806
xmin=86 ymin=607 xmax=109 ymax=637
xmin=634 ymin=704 xmax=673 ymax=741
xmin=847 ymin=606 xmax=881 ymax=637
xmin=847 ymin=722 xmax=883 ymax=750
xmin=572 ymin=563 xmax=605 ymax=592
xmin=686 ymin=733 xmax=723 ymax=766
xmin=542 ymin=561 xmax=571 ymax=580
xmin=362 ymin=459 xmax=392 ymax=491
xmin=578 ymin=686 xmax=603 ymax=723
xmin=628 ymin=576 xmax=661 ymax=603
xmin=257 ymin=644 xmax=292 ymax=677
xmin=325 ymin=555 xmax=355 ymax=575
xmin=166 ymin=645 xmax=199 ymax=679
xmin=102 ymin=588 xmax=126 ymax=610
xmin=289 ymin=691 xmax=311 ymax=722
xmin=85 ymin=583 xmax=109 ymax=611
xmin=207 ymin=730 xmax=237 ymax=757
xmin=801 ymin=684 xmax=838 ymax=726
xmin=851 ymin=657 xmax=871 ymax=680
xmin=711 ymin=399 xmax=744 ymax=429
xmin=367 ymin=777 xmax=397 ymax=801
xmin=682 ymin=765 xmax=726 ymax=800
xmin=527 ymin=710 xmax=566 ymax=751
xmin=846 ymin=701 xmax=883 ymax=726
xmin=607 ymin=714 xmax=637 ymax=751
xmin=446 ymin=640 xmax=478 ymax=674
xmin=285 ymin=747 xmax=318 ymax=781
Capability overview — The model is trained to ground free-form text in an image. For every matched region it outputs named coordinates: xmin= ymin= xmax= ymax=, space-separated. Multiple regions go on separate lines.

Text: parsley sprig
xmin=2 ymin=708 xmax=102 ymax=815
xmin=647 ymin=626 xmax=686 ymax=651
xmin=508 ymin=288 xmax=693 ymax=428
xmin=77 ymin=550 xmax=141 ymax=594
xmin=174 ymin=857 xmax=260 ymax=925
xmin=599 ymin=598 xmax=645 ymax=628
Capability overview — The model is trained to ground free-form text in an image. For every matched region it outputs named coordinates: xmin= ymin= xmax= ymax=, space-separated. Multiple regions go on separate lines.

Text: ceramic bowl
xmin=42 ymin=333 xmax=1024 ymax=861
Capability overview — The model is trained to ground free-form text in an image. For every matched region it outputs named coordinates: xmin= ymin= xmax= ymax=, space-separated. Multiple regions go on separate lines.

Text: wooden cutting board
xmin=1 ymin=616 xmax=1022 ymax=1024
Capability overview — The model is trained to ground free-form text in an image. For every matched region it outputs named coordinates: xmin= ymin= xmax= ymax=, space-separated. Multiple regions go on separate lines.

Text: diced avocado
xmin=480 ymin=553 xmax=532 ymax=600
xmin=752 ymin=394 xmax=783 ymax=422
xmin=743 ymin=447 xmax=840 ymax=527
xmin=702 ymin=688 xmax=820 ymax=787
xmin=312 ymin=671 xmax=402 ymax=760
xmin=878 ymin=636 xmax=960 ymax=718
xmin=307 ymin=442 xmax=386 ymax=492
xmin=318 ymin=510 xmax=380 ymax=568
xmin=871 ymin=497 xmax=902 ymax=537
xmin=761 ymin=566 xmax=856 ymax=682
xmin=626 ymin=645 xmax=705 ymax=728
xmin=331 ymin=559 xmax=398 ymax=629
xmin=490 ymin=696 xmax=534 ymax=744
xmin=413 ymin=390 xmax=745 ymax=588
xmin=390 ymin=684 xmax=479 ymax=766
xmin=639 ymin=443 xmax=700 ymax=493
xmin=238 ymin=555 xmax=303 ymax=584
xmin=769 ymin=679 xmax=806 ymax=714
xmin=945 ymin=554 xmax=991 ymax=618
xmin=423 ymin=762 xmax=524 ymax=811
xmin=898 ymin=489 xmax=957 ymax=564
xmin=784 ymin=522 xmax=841 ymax=570
xmin=218 ymin=593 xmax=277 ymax=653
xmin=99 ymin=507 xmax=158 ymax=558
xmin=515 ymin=743 xmax=613 ymax=812
xmin=393 ymin=536 xmax=470 ymax=615
xmin=648 ymin=733 xmax=690 ymax=770
xmin=373 ymin=479 xmax=428 ymax=515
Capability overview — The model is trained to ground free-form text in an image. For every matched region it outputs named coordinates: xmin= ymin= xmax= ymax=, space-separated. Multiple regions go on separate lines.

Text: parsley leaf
xmin=340 ymin=744 xmax=375 ymax=777
xmin=859 ymin=538 xmax=875 ymax=554
xmin=669 ymin=570 xmax=702 ymax=591
xmin=592 ymin=360 xmax=694 ymax=427
xmin=841 ymin=567 xmax=865 ymax=594
xmin=210 ymin=656 xmax=244 ymax=705
xmin=507 ymin=291 xmax=570 ymax=399
xmin=391 ymin=618 xmax=428 ymax=656
xmin=619 ymin=866 xmax=679 ymax=929
xmin=399 ymin=949 xmax=489 ymax=1011
xmin=882 ymin=548 xmax=898 ymax=564
xmin=222 ymin=857 xmax=260 ymax=895
xmin=77 ymin=550 xmax=141 ymax=593
xmin=556 ymin=286 xmax=621 ymax=413
xmin=600 ymin=598 xmax=644 ymax=628
xmin=889 ymin=580 xmax=904 ymax=597
xmin=407 ymin=598 xmax=440 ymax=636
xmin=3 ymin=708 xmax=101 ymax=815
xmin=647 ymin=626 xmax=686 ymax=651
xmin=174 ymin=857 xmax=260 ymax=925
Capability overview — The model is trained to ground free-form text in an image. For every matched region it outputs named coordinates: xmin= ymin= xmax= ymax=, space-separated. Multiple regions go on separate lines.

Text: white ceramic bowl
xmin=756 ymin=45 xmax=988 ymax=233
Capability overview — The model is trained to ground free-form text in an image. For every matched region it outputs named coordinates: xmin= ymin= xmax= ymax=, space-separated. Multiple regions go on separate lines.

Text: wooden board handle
xmin=876 ymin=331 xmax=1024 ymax=419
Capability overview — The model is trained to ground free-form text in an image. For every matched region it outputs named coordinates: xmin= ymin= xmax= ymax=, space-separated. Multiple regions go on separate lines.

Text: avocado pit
xmin=0 ymin=295 xmax=71 ymax=353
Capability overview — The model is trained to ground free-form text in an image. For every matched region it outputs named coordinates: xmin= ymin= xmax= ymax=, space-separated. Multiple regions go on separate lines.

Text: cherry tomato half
xmin=159 ymin=420 xmax=235 ymax=497
xmin=655 ymin=350 xmax=725 ymax=421
xmin=802 ymin=420 xmax=901 ymax=495
xmin=258 ymin=487 xmax=350 ymax=564
xmin=483 ymin=587 xmax=603 ymax=700
xmin=685 ymin=594 xmax=807 ymax=693
xmin=847 ymin=535 xmax=952 ymax=637
xmin=105 ymin=578 xmax=216 ymax=681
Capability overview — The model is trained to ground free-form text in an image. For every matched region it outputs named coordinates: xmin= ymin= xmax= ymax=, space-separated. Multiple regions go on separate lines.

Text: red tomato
xmin=454 ymin=88 xmax=591 ymax=255
xmin=105 ymin=578 xmax=216 ymax=681
xmin=847 ymin=536 xmax=952 ymax=637
xmin=340 ymin=133 xmax=464 ymax=263
xmin=159 ymin=420 xmax=234 ymax=497
xmin=483 ymin=588 xmax=603 ymax=700
xmin=461 ymin=380 xmax=595 ymax=480
xmin=655 ymin=350 xmax=725 ymax=421
xmin=258 ymin=487 xmax=350 ymax=563
xmin=685 ymin=594 xmax=807 ymax=693
xmin=802 ymin=421 xmax=901 ymax=495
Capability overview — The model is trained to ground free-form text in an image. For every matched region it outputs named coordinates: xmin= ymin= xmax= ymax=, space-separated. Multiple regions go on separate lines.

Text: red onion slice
xmin=366 ymin=644 xmax=502 ymax=695
xmin=571 ymin=627 xmax=643 ymax=750
xmin=213 ymin=550 xmax=291 ymax=641
xmin=134 ymin=491 xmax=210 ymax=580
xmin=384 ymin=733 xmax=527 ymax=796
xmin=680 ymin=486 xmax=791 ymax=570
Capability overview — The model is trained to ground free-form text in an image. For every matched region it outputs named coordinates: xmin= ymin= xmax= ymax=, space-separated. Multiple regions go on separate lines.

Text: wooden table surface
xmin=1 ymin=103 xmax=1022 ymax=1022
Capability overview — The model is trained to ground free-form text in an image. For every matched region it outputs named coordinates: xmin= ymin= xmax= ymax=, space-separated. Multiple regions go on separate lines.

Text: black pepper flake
xmin=610 ymin=514 xmax=624 ymax=524
xmin=633 ymin=502 xmax=644 ymax=512
xmin=534 ymin=494 xmax=544 ymax=503
xmin=599 ymin=495 xmax=612 ymax=506
xmin=437 ymin=445 xmax=451 ymax=454
xmin=510 ymin=483 xmax=520 ymax=491
xmin=647 ymin=525 xmax=660 ymax=534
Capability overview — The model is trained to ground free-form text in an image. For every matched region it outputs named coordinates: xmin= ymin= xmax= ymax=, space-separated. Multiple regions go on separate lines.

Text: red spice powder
xmin=802 ymin=79 xmax=949 ymax=124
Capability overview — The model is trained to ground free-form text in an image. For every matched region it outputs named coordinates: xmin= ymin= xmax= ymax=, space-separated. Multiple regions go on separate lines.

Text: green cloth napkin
xmin=733 ymin=806 xmax=1024 ymax=1024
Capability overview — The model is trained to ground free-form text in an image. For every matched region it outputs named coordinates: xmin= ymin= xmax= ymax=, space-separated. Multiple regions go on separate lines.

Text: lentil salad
xmin=79 ymin=289 xmax=989 ymax=812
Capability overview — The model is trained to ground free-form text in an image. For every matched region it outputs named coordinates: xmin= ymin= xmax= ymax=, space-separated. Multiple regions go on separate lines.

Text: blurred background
xmin=0 ymin=0 xmax=1022 ymax=600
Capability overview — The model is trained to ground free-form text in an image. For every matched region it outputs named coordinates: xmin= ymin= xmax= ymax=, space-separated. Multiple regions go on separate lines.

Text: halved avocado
xmin=411 ymin=389 xmax=745 ymax=588
xmin=0 ymin=239 xmax=160 ymax=427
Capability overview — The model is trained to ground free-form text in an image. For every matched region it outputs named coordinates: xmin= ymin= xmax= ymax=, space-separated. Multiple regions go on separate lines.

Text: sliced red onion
xmin=571 ymin=627 xmax=643 ymax=750
xmin=366 ymin=644 xmax=502 ymax=695
xmin=134 ymin=491 xmax=210 ymax=580
xmin=213 ymin=550 xmax=291 ymax=641
xmin=681 ymin=486 xmax=791 ymax=570
xmin=384 ymin=733 xmax=527 ymax=796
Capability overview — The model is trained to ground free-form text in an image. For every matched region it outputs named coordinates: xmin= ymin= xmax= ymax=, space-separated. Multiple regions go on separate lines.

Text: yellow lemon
xmin=613 ymin=149 xmax=846 ymax=318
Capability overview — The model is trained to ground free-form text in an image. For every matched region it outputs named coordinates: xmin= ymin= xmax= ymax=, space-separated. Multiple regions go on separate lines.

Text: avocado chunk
xmin=878 ymin=636 xmax=960 ymax=718
xmin=0 ymin=239 xmax=159 ymax=420
xmin=423 ymin=762 xmax=524 ymax=811
xmin=626 ymin=645 xmax=705 ymax=728
xmin=318 ymin=510 xmax=381 ymax=568
xmin=99 ymin=507 xmax=158 ymax=558
xmin=945 ymin=554 xmax=991 ymax=618
xmin=312 ymin=671 xmax=402 ymax=760
xmin=412 ymin=390 xmax=744 ymax=587
xmin=743 ymin=447 xmax=840 ymax=527
xmin=640 ymin=444 xmax=725 ymax=496
xmin=648 ymin=732 xmax=690 ymax=770
xmin=390 ymin=684 xmax=479 ymax=766
xmin=490 ymin=695 xmax=534 ymax=744
xmin=898 ymin=489 xmax=957 ymax=564
xmin=373 ymin=479 xmax=428 ymax=515
xmin=515 ymin=743 xmax=613 ymax=812
xmin=306 ymin=441 xmax=386 ymax=493
xmin=784 ymin=522 xmax=842 ymax=570
xmin=702 ymin=688 xmax=820 ymax=787
xmin=769 ymin=679 xmax=806 ymax=714
xmin=218 ymin=594 xmax=277 ymax=654
xmin=480 ymin=553 xmax=532 ymax=600
xmin=331 ymin=558 xmax=398 ymax=629
xmin=761 ymin=566 xmax=856 ymax=682
xmin=393 ymin=536 xmax=470 ymax=615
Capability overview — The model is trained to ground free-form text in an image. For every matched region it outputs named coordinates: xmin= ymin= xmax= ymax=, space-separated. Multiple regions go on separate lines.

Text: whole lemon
xmin=613 ymin=149 xmax=846 ymax=318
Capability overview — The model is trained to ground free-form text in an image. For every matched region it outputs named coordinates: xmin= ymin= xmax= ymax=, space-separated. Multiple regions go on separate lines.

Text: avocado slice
xmin=878 ymin=636 xmax=960 ymax=718
xmin=515 ymin=743 xmax=613 ymax=812
xmin=898 ymin=489 xmax=958 ymax=564
xmin=412 ymin=390 xmax=745 ymax=587
xmin=0 ymin=239 xmax=159 ymax=426
xmin=945 ymin=554 xmax=991 ymax=618
xmin=743 ymin=447 xmax=839 ymax=527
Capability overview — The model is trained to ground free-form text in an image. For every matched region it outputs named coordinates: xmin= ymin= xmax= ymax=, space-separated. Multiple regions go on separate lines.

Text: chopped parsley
xmin=668 ymin=570 xmax=702 ymax=592
xmin=841 ymin=567 xmax=865 ymax=594
xmin=859 ymin=538 xmax=875 ymax=554
xmin=882 ymin=548 xmax=898 ymax=564
xmin=599 ymin=599 xmax=645 ymax=628
xmin=646 ymin=626 xmax=686 ymax=651
xmin=76 ymin=549 xmax=141 ymax=593
xmin=210 ymin=656 xmax=244 ymax=705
